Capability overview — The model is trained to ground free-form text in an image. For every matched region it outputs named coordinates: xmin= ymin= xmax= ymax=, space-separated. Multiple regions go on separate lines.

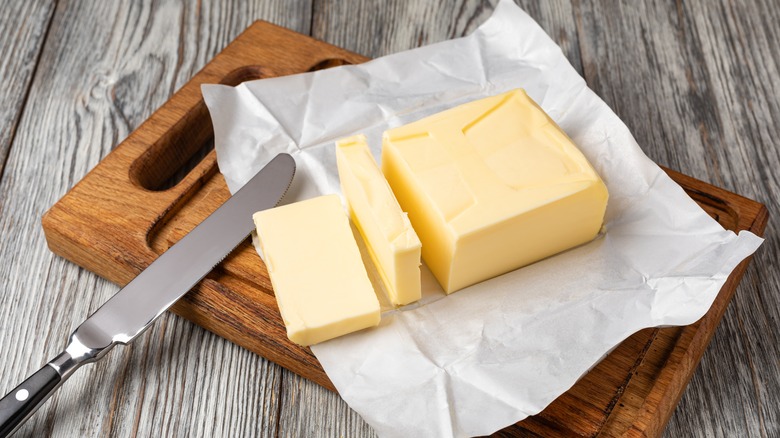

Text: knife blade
xmin=0 ymin=153 xmax=295 ymax=437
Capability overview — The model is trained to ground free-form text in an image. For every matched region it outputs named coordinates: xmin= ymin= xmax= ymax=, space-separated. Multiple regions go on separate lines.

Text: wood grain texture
xmin=312 ymin=0 xmax=582 ymax=72
xmin=663 ymin=0 xmax=780 ymax=435
xmin=0 ymin=1 xmax=777 ymax=437
xmin=572 ymin=1 xmax=780 ymax=436
xmin=0 ymin=1 xmax=312 ymax=437
xmin=0 ymin=0 xmax=55 ymax=183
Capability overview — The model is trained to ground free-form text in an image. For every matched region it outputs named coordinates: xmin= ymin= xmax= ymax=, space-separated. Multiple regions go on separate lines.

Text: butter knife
xmin=0 ymin=153 xmax=295 ymax=437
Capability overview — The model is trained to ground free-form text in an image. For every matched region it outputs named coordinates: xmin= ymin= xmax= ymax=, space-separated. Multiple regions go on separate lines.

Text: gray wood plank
xmin=312 ymin=0 xmax=494 ymax=58
xmin=573 ymin=0 xmax=779 ymax=436
xmin=661 ymin=0 xmax=780 ymax=436
xmin=0 ymin=1 xmax=311 ymax=437
xmin=311 ymin=0 xmax=582 ymax=72
xmin=0 ymin=0 xmax=55 ymax=181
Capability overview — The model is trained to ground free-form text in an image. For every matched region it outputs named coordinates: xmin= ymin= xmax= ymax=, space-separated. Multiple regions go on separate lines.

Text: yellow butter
xmin=253 ymin=195 xmax=380 ymax=346
xmin=336 ymin=135 xmax=422 ymax=306
xmin=382 ymin=89 xmax=608 ymax=293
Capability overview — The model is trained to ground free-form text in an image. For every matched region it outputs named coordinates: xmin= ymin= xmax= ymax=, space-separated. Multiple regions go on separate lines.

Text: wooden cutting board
xmin=41 ymin=21 xmax=768 ymax=437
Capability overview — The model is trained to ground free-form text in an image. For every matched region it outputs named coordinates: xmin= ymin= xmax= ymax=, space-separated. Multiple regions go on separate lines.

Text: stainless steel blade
xmin=0 ymin=154 xmax=294 ymax=437
xmin=68 ymin=153 xmax=295 ymax=363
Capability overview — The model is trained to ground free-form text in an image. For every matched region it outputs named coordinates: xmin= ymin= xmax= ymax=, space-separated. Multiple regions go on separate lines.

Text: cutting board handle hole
xmin=129 ymin=101 xmax=215 ymax=191
xmin=152 ymin=137 xmax=215 ymax=191
xmin=308 ymin=58 xmax=351 ymax=71
xmin=129 ymin=66 xmax=271 ymax=191
xmin=220 ymin=65 xmax=270 ymax=86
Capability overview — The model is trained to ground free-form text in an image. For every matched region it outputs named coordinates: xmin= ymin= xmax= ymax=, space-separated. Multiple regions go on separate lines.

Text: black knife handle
xmin=0 ymin=365 xmax=61 ymax=437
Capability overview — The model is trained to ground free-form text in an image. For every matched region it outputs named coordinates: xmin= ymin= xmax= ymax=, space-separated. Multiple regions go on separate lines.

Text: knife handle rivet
xmin=15 ymin=389 xmax=29 ymax=402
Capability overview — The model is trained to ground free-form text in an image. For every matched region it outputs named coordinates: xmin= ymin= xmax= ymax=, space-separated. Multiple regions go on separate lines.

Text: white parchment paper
xmin=202 ymin=1 xmax=764 ymax=436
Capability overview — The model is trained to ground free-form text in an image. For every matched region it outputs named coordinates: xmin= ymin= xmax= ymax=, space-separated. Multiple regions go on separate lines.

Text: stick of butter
xmin=336 ymin=135 xmax=422 ymax=306
xmin=382 ymin=89 xmax=609 ymax=293
xmin=253 ymin=195 xmax=381 ymax=346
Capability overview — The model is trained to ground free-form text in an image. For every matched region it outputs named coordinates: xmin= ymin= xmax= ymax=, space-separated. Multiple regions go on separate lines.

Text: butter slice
xmin=382 ymin=89 xmax=609 ymax=293
xmin=253 ymin=195 xmax=380 ymax=346
xmin=336 ymin=135 xmax=422 ymax=306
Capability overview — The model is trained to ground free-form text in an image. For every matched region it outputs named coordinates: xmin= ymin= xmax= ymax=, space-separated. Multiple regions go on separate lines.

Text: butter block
xmin=382 ymin=89 xmax=608 ymax=293
xmin=253 ymin=195 xmax=380 ymax=346
xmin=336 ymin=135 xmax=422 ymax=306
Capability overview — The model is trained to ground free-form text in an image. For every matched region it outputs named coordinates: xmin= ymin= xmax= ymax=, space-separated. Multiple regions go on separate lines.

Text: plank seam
xmin=309 ymin=0 xmax=316 ymax=37
xmin=274 ymin=372 xmax=284 ymax=438
xmin=568 ymin=0 xmax=587 ymax=84
xmin=0 ymin=0 xmax=58 ymax=185
xmin=731 ymin=287 xmax=768 ymax=438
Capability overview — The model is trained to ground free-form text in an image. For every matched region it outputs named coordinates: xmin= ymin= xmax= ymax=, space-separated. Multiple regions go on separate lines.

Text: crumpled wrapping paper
xmin=201 ymin=1 xmax=764 ymax=436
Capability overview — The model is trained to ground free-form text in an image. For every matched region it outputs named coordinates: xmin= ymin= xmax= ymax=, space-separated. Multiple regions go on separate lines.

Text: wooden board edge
xmin=611 ymin=202 xmax=767 ymax=437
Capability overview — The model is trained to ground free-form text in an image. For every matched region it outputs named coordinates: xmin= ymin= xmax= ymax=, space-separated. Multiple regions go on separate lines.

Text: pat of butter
xmin=253 ymin=195 xmax=380 ymax=346
xmin=382 ymin=89 xmax=609 ymax=293
xmin=336 ymin=135 xmax=422 ymax=306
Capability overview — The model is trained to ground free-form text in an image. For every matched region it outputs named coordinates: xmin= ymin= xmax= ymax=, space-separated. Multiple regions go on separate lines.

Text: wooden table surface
xmin=0 ymin=1 xmax=776 ymax=437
